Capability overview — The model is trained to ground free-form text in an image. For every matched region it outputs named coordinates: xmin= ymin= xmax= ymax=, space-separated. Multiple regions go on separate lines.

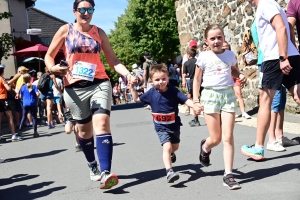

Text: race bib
xmin=152 ymin=112 xmax=175 ymax=124
xmin=72 ymin=61 xmax=96 ymax=81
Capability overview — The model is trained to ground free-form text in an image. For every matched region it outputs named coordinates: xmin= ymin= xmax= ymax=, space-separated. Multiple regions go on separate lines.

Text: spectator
xmin=33 ymin=72 xmax=46 ymax=124
xmin=52 ymin=75 xmax=64 ymax=123
xmin=0 ymin=64 xmax=18 ymax=142
xmin=18 ymin=74 xmax=39 ymax=138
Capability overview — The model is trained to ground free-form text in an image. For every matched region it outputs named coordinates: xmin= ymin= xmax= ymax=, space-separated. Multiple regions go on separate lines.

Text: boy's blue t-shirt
xmin=139 ymin=85 xmax=188 ymax=132
xmin=250 ymin=19 xmax=264 ymax=65
xmin=20 ymin=84 xmax=38 ymax=106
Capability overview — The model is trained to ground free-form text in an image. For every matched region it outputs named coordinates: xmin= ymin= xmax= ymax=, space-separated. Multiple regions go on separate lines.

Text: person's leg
xmin=220 ymin=111 xmax=235 ymax=174
xmin=0 ymin=112 xmax=3 ymax=142
xmin=256 ymin=88 xmax=276 ymax=146
xmin=27 ymin=112 xmax=33 ymax=126
xmin=203 ymin=113 xmax=222 ymax=150
xmin=46 ymin=98 xmax=54 ymax=128
xmin=31 ymin=106 xmax=38 ymax=134
xmin=267 ymin=111 xmax=277 ymax=143
xmin=275 ymin=110 xmax=284 ymax=140
xmin=162 ymin=141 xmax=173 ymax=170
xmin=5 ymin=110 xmax=15 ymax=136
xmin=19 ymin=106 xmax=28 ymax=132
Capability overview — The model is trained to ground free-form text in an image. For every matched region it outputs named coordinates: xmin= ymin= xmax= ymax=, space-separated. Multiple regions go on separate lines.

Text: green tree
xmin=0 ymin=12 xmax=20 ymax=63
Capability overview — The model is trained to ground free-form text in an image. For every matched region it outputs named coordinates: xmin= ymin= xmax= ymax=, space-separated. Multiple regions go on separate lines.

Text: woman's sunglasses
xmin=77 ymin=7 xmax=95 ymax=14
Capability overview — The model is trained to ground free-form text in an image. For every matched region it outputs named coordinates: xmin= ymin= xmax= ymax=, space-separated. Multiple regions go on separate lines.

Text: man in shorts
xmin=242 ymin=0 xmax=300 ymax=160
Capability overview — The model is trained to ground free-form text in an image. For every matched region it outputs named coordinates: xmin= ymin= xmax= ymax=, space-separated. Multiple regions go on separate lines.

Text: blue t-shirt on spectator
xmin=139 ymin=85 xmax=188 ymax=132
xmin=20 ymin=84 xmax=38 ymax=107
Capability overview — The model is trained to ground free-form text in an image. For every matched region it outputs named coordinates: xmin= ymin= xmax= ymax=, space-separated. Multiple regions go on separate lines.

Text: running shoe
xmin=223 ymin=173 xmax=241 ymax=190
xmin=242 ymin=112 xmax=251 ymax=119
xmin=189 ymin=119 xmax=200 ymax=127
xmin=241 ymin=145 xmax=264 ymax=160
xmin=0 ymin=158 xmax=5 ymax=163
xmin=75 ymin=144 xmax=82 ymax=152
xmin=278 ymin=136 xmax=300 ymax=147
xmin=88 ymin=162 xmax=101 ymax=181
xmin=199 ymin=139 xmax=211 ymax=167
xmin=166 ymin=169 xmax=180 ymax=183
xmin=33 ymin=132 xmax=40 ymax=138
xmin=171 ymin=152 xmax=176 ymax=163
xmin=266 ymin=141 xmax=285 ymax=152
xmin=17 ymin=130 xmax=24 ymax=137
xmin=12 ymin=134 xmax=22 ymax=142
xmin=100 ymin=170 xmax=119 ymax=189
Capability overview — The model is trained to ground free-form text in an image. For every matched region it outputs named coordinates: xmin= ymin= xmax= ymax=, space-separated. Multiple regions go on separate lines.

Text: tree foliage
xmin=105 ymin=0 xmax=180 ymax=83
xmin=0 ymin=12 xmax=20 ymax=63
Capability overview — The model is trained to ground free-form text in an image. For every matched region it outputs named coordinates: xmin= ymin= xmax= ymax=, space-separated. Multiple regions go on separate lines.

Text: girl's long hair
xmin=23 ymin=74 xmax=32 ymax=92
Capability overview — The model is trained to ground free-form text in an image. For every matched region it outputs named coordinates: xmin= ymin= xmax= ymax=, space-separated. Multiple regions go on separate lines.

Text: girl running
xmin=18 ymin=74 xmax=40 ymax=138
xmin=193 ymin=24 xmax=246 ymax=190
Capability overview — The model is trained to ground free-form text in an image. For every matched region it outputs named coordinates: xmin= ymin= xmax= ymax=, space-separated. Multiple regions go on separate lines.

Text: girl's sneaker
xmin=199 ymin=139 xmax=211 ymax=167
xmin=223 ymin=174 xmax=241 ymax=190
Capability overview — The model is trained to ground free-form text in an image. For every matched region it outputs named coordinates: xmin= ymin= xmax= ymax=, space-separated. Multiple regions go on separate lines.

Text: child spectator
xmin=129 ymin=64 xmax=200 ymax=183
xmin=193 ymin=24 xmax=246 ymax=190
xmin=18 ymin=74 xmax=40 ymax=138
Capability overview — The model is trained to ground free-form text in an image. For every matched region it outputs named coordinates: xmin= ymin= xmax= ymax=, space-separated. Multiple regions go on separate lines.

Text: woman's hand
xmin=50 ymin=64 xmax=68 ymax=76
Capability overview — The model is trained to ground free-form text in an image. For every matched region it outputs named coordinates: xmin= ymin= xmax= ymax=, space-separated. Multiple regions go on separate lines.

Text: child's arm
xmin=231 ymin=64 xmax=246 ymax=85
xmin=192 ymin=66 xmax=203 ymax=115
xmin=128 ymin=83 xmax=141 ymax=103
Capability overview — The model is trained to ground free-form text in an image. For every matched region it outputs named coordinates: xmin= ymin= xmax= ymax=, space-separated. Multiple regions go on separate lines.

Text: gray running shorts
xmin=64 ymin=81 xmax=112 ymax=123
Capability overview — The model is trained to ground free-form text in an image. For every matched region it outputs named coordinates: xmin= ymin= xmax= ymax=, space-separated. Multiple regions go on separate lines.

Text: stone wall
xmin=175 ymin=0 xmax=300 ymax=113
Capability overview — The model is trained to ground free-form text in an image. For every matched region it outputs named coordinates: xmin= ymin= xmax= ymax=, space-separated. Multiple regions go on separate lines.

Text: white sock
xmin=255 ymin=143 xmax=264 ymax=150
xmin=224 ymin=171 xmax=232 ymax=176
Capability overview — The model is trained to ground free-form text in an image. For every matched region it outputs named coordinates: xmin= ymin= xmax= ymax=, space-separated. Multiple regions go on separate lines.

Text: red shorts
xmin=233 ymin=77 xmax=241 ymax=87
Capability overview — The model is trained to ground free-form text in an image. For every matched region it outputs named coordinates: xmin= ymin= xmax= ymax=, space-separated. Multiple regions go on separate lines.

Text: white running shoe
xmin=12 ymin=134 xmax=22 ymax=142
xmin=88 ymin=162 xmax=101 ymax=181
xmin=0 ymin=158 xmax=5 ymax=163
xmin=242 ymin=112 xmax=251 ymax=119
xmin=266 ymin=141 xmax=286 ymax=152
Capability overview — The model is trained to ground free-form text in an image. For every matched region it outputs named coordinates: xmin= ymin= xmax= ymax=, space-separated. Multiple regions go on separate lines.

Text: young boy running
xmin=129 ymin=64 xmax=201 ymax=183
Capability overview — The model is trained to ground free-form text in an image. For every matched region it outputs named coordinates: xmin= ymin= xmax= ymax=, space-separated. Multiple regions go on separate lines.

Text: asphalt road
xmin=1 ymin=103 xmax=300 ymax=200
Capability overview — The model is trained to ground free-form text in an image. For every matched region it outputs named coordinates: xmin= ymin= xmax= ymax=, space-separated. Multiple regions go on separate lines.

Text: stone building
xmin=175 ymin=0 xmax=299 ymax=113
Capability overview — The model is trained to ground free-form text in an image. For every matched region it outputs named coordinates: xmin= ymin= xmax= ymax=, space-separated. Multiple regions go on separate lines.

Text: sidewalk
xmin=178 ymin=104 xmax=300 ymax=135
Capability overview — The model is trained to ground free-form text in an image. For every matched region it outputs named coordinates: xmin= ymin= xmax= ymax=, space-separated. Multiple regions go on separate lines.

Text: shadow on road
xmin=235 ymin=163 xmax=300 ymax=184
xmin=246 ymin=150 xmax=300 ymax=162
xmin=112 ymin=103 xmax=145 ymax=111
xmin=4 ymin=149 xmax=67 ymax=163
xmin=104 ymin=164 xmax=223 ymax=194
xmin=0 ymin=174 xmax=66 ymax=200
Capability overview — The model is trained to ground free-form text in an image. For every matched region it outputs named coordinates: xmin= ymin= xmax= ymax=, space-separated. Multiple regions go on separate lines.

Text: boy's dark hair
xmin=187 ymin=48 xmax=196 ymax=58
xmin=0 ymin=68 xmax=4 ymax=75
xmin=149 ymin=64 xmax=169 ymax=79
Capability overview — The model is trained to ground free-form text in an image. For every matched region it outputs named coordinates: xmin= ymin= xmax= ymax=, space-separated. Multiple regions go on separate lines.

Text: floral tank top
xmin=63 ymin=24 xmax=109 ymax=86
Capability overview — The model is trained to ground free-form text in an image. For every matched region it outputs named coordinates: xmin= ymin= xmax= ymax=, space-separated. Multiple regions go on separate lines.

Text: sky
xmin=34 ymin=0 xmax=128 ymax=34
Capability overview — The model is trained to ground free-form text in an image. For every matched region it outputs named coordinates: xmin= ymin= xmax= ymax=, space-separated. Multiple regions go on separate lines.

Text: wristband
xmin=125 ymin=72 xmax=130 ymax=78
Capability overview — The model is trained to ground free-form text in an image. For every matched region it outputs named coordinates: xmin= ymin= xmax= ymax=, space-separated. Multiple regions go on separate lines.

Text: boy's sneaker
xmin=166 ymin=169 xmax=180 ymax=183
xmin=189 ymin=119 xmax=200 ymax=127
xmin=241 ymin=145 xmax=264 ymax=160
xmin=33 ymin=132 xmax=40 ymax=138
xmin=199 ymin=139 xmax=211 ymax=167
xmin=75 ymin=144 xmax=82 ymax=152
xmin=12 ymin=134 xmax=22 ymax=142
xmin=223 ymin=174 xmax=241 ymax=190
xmin=266 ymin=141 xmax=285 ymax=152
xmin=171 ymin=152 xmax=176 ymax=163
xmin=278 ymin=136 xmax=299 ymax=147
xmin=99 ymin=170 xmax=119 ymax=189
xmin=242 ymin=112 xmax=251 ymax=119
xmin=88 ymin=162 xmax=101 ymax=181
